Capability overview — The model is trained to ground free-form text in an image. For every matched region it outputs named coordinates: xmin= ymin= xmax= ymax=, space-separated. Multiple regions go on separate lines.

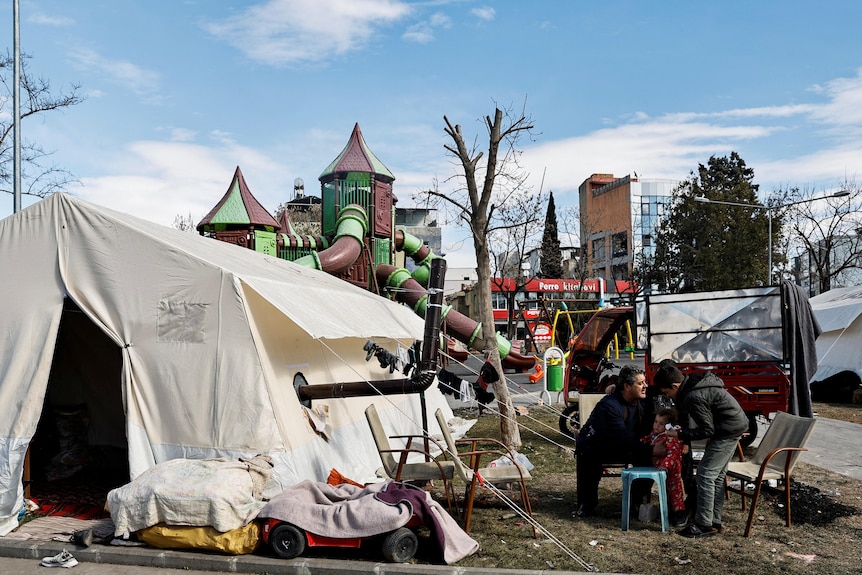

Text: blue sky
xmin=3 ymin=0 xmax=862 ymax=266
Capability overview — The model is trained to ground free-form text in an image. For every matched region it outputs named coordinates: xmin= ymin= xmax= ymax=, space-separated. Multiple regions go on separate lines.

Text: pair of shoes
xmin=677 ymin=523 xmax=717 ymax=538
xmin=40 ymin=549 xmax=79 ymax=568
xmin=671 ymin=510 xmax=689 ymax=528
xmin=712 ymin=523 xmax=725 ymax=534
xmin=573 ymin=505 xmax=596 ymax=518
xmin=71 ymin=528 xmax=93 ymax=547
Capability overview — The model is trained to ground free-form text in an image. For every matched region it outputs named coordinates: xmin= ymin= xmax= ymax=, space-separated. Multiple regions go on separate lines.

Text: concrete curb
xmin=0 ymin=538 xmax=603 ymax=575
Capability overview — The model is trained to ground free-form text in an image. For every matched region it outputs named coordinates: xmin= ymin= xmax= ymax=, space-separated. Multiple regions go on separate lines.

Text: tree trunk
xmin=819 ymin=267 xmax=831 ymax=295
xmin=474 ymin=224 xmax=522 ymax=449
xmin=439 ymin=107 xmax=533 ymax=450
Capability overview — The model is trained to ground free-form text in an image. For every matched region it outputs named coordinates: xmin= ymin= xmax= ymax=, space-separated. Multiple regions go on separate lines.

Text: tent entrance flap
xmin=27 ymin=297 xmax=129 ymax=509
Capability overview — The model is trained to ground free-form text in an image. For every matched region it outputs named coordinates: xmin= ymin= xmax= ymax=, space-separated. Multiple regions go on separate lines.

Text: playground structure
xmin=195 ymin=123 xmax=535 ymax=371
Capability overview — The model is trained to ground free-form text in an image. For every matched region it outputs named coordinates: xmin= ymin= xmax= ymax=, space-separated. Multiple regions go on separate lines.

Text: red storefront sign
xmin=491 ymin=278 xmax=603 ymax=294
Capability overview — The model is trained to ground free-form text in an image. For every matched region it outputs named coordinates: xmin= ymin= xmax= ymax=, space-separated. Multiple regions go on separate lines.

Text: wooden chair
xmin=725 ymin=411 xmax=817 ymax=536
xmin=364 ymin=404 xmax=457 ymax=512
xmin=434 ymin=408 xmax=536 ymax=536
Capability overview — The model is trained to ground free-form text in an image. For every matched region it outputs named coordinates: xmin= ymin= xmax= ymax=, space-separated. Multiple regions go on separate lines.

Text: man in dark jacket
xmin=662 ymin=371 xmax=748 ymax=537
xmin=575 ymin=366 xmax=661 ymax=517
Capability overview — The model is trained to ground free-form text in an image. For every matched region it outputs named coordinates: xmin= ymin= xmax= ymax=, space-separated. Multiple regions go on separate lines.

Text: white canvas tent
xmin=809 ymin=285 xmax=862 ymax=383
xmin=0 ymin=193 xmax=453 ymax=535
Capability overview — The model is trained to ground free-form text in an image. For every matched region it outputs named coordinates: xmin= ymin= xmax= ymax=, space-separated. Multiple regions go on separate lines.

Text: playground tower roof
xmin=197 ymin=166 xmax=280 ymax=231
xmin=319 ymin=123 xmax=394 ymax=183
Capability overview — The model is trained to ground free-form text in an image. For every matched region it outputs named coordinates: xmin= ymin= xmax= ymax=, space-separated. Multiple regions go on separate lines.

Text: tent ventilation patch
xmin=158 ymin=300 xmax=208 ymax=343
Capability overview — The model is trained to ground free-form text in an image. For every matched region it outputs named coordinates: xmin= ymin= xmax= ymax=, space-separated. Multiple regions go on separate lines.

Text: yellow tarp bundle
xmin=137 ymin=522 xmax=261 ymax=555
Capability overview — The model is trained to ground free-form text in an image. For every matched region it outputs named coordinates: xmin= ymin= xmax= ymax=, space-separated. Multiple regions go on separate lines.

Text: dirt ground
xmin=811 ymin=401 xmax=862 ymax=423
xmin=441 ymin=401 xmax=862 ymax=574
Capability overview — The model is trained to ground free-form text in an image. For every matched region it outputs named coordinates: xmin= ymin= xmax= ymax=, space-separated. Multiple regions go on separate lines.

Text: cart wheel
xmin=381 ymin=527 xmax=418 ymax=563
xmin=558 ymin=403 xmax=579 ymax=438
xmin=739 ymin=413 xmax=759 ymax=448
xmin=269 ymin=523 xmax=306 ymax=559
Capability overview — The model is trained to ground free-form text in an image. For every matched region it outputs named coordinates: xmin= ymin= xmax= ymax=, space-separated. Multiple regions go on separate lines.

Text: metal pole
xmin=13 ymin=0 xmax=22 ymax=213
xmin=767 ymin=208 xmax=772 ymax=285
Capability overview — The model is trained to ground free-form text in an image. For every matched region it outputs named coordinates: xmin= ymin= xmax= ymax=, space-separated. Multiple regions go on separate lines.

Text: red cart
xmin=261 ymin=515 xmax=422 ymax=563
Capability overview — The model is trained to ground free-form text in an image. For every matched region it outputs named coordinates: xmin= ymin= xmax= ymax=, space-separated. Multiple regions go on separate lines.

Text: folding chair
xmin=725 ymin=411 xmax=817 ymax=537
xmin=434 ymin=408 xmax=536 ymax=536
xmin=577 ymin=393 xmax=626 ymax=478
xmin=364 ymin=404 xmax=457 ymax=512
xmin=577 ymin=393 xmax=604 ymax=432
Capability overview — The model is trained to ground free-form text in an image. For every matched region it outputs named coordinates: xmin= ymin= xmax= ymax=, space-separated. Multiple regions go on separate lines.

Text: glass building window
xmin=492 ymin=292 xmax=507 ymax=310
xmin=592 ymin=238 xmax=606 ymax=261
xmin=612 ymin=232 xmax=628 ymax=258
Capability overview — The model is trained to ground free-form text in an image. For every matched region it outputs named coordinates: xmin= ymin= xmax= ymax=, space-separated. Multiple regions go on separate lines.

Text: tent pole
xmin=420 ymin=258 xmax=447 ymax=458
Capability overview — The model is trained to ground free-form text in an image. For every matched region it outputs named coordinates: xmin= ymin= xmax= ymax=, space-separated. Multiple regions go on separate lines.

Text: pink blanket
xmin=258 ymin=480 xmax=478 ymax=564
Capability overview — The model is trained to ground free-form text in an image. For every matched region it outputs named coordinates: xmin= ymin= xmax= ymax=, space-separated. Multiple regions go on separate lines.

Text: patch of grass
xmin=434 ymin=404 xmax=862 ymax=574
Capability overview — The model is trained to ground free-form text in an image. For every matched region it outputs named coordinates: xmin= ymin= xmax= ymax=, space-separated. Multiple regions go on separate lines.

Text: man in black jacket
xmin=662 ymin=371 xmax=748 ymax=537
xmin=575 ymin=366 xmax=662 ymax=517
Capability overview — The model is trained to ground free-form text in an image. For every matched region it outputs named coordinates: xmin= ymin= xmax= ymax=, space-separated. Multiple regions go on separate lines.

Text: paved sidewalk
xmin=0 ymin=538 xmax=605 ymax=575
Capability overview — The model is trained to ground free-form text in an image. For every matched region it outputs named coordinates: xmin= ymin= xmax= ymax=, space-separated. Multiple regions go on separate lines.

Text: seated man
xmin=575 ymin=366 xmax=663 ymax=517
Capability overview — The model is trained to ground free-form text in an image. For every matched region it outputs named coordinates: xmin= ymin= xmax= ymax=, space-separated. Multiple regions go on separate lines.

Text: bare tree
xmin=418 ymin=105 xmax=535 ymax=449
xmin=275 ymin=202 xmax=323 ymax=236
xmin=488 ymin=187 xmax=546 ymax=339
xmin=778 ymin=181 xmax=862 ymax=294
xmin=172 ymin=212 xmax=197 ymax=233
xmin=557 ymin=205 xmax=586 ymax=280
xmin=0 ymin=51 xmax=84 ymax=199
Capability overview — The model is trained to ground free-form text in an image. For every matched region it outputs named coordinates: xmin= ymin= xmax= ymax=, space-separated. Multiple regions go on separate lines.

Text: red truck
xmin=558 ymin=286 xmax=792 ymax=447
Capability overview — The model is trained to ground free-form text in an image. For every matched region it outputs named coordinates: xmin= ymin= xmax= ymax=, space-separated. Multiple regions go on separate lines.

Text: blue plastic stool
xmin=620 ymin=467 xmax=669 ymax=532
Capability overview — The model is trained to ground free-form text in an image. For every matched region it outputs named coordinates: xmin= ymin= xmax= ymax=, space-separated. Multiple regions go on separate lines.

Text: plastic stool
xmin=621 ymin=467 xmax=669 ymax=532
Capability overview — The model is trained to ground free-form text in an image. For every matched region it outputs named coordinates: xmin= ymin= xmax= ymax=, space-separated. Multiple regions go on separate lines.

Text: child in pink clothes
xmin=642 ymin=408 xmax=686 ymax=517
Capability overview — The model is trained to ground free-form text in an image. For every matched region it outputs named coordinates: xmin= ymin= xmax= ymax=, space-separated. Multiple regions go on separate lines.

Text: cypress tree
xmin=540 ymin=192 xmax=564 ymax=278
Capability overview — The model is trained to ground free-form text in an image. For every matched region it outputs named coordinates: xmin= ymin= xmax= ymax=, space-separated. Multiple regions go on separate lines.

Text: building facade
xmin=578 ymin=174 xmax=679 ymax=296
xmin=393 ymin=207 xmax=442 ymax=273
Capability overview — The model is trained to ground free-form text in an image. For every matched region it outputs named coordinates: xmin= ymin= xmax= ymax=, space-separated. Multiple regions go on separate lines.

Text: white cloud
xmin=757 ymin=146 xmax=862 ymax=188
xmin=471 ymin=6 xmax=495 ymax=21
xmin=809 ymin=67 xmax=862 ymax=129
xmin=28 ymin=12 xmax=74 ymax=26
xmin=429 ymin=12 xmax=452 ymax=28
xmin=204 ymin=0 xmax=411 ymax=65
xmin=402 ymin=11 xmax=451 ymax=43
xmin=167 ymin=128 xmax=197 ymax=142
xmin=402 ymin=24 xmax=434 ymax=44
xmin=668 ymin=104 xmax=816 ymax=122
xmin=68 ymin=48 xmax=163 ymax=102
xmin=76 ymin=138 xmax=287 ymax=228
xmin=521 ymin=118 xmax=775 ymax=203
xmin=517 ymin=67 xmax=862 ymax=208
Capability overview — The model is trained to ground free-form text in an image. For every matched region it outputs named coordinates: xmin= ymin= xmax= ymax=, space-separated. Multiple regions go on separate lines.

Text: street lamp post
xmin=694 ymin=191 xmax=850 ymax=285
